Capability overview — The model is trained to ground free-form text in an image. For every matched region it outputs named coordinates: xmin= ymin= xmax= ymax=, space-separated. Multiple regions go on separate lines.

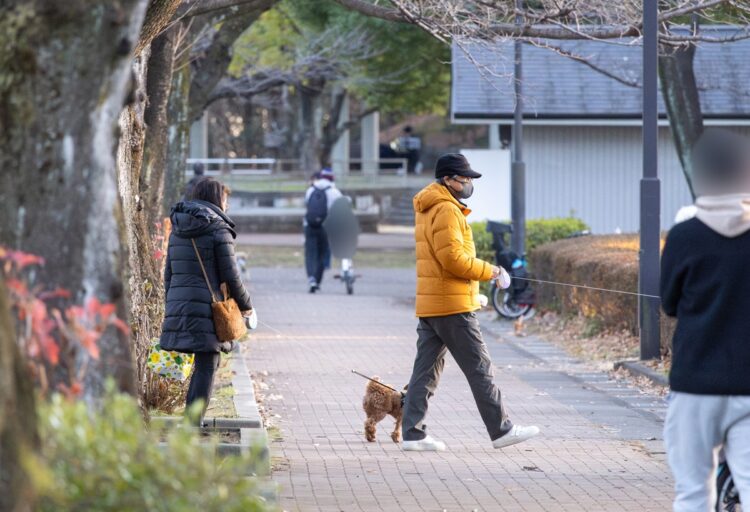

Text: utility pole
xmin=639 ymin=0 xmax=661 ymax=360
xmin=511 ymin=0 xmax=526 ymax=255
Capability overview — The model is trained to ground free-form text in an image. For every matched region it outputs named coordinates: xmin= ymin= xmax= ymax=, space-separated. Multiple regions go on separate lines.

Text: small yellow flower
xmin=150 ymin=352 xmax=161 ymax=363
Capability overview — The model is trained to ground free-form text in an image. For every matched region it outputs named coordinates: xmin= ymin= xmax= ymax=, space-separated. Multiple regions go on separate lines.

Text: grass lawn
xmin=239 ymin=245 xmax=416 ymax=269
xmin=205 ymin=353 xmax=237 ymax=418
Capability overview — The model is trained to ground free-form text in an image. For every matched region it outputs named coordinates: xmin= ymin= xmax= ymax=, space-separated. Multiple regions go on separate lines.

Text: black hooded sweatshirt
xmin=159 ymin=200 xmax=252 ymax=353
xmin=661 ymin=195 xmax=750 ymax=395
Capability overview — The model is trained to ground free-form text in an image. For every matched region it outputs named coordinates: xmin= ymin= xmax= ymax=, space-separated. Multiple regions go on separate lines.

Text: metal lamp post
xmin=639 ymin=0 xmax=662 ymax=360
xmin=511 ymin=0 xmax=526 ymax=256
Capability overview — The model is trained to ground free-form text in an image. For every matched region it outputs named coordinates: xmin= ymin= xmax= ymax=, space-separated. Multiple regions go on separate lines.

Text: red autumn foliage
xmin=1 ymin=246 xmax=130 ymax=397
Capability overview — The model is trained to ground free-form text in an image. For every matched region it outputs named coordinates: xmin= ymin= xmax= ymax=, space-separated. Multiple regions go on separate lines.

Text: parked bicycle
xmin=717 ymin=452 xmax=742 ymax=512
xmin=486 ymin=221 xmax=535 ymax=319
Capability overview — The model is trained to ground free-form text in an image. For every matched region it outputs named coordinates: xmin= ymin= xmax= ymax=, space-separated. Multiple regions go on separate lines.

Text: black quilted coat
xmin=160 ymin=200 xmax=252 ymax=353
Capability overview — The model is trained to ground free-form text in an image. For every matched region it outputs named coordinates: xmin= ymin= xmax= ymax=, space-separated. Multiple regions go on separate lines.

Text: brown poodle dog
xmin=362 ymin=377 xmax=406 ymax=443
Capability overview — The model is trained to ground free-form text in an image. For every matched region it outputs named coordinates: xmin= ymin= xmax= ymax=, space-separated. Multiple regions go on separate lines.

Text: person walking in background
xmin=661 ymin=129 xmax=750 ymax=511
xmin=402 ymin=153 xmax=539 ymax=451
xmin=183 ymin=162 xmax=206 ymax=200
xmin=304 ymin=167 xmax=341 ymax=293
xmin=395 ymin=125 xmax=422 ymax=174
xmin=160 ymin=178 xmax=253 ymax=421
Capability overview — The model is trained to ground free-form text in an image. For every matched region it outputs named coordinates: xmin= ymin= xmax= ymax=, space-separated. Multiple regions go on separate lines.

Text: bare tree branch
xmin=532 ymin=42 xmax=641 ymax=88
xmin=175 ymin=0 xmax=274 ymax=20
xmin=336 ymin=0 xmax=747 ymax=44
xmin=332 ymin=0 xmax=409 ymax=23
xmin=206 ymin=72 xmax=291 ymax=106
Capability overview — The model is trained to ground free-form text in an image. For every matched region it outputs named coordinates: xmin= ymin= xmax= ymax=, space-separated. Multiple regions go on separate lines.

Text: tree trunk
xmin=320 ymin=88 xmax=348 ymax=168
xmin=143 ymin=26 xmax=178 ymax=225
xmin=136 ymin=0 xmax=182 ymax=54
xmin=164 ymin=41 xmax=193 ymax=213
xmin=659 ymin=42 xmax=703 ymax=199
xmin=0 ymin=0 xmax=149 ymax=398
xmin=117 ymin=35 xmax=182 ymax=406
xmin=115 ymin=1 xmax=184 ymax=406
xmin=299 ymin=88 xmax=322 ymax=172
xmin=0 ymin=279 xmax=38 ymax=512
xmin=242 ymin=101 xmax=260 ymax=157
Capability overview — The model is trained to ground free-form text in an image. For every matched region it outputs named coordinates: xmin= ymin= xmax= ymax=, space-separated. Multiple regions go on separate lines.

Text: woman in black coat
xmin=160 ymin=178 xmax=252 ymax=416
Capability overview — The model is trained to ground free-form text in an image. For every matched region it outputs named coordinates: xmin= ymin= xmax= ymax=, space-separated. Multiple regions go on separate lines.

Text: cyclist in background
xmin=303 ymin=168 xmax=341 ymax=293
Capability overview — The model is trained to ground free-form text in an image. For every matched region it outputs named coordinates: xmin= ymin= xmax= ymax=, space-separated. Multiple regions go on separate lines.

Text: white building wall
xmin=523 ymin=126 xmax=750 ymax=233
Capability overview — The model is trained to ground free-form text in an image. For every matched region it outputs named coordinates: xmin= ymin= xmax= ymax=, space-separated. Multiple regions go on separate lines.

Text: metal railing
xmin=185 ymin=157 xmax=428 ymax=193
xmin=186 ymin=158 xmax=276 ymax=175
xmin=333 ymin=158 xmax=409 ymax=176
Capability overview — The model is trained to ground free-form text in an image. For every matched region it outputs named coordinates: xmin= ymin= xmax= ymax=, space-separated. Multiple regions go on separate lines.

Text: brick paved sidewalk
xmin=243 ymin=267 xmax=672 ymax=512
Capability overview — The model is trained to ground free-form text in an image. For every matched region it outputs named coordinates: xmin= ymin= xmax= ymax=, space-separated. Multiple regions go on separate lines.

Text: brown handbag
xmin=191 ymin=239 xmax=247 ymax=342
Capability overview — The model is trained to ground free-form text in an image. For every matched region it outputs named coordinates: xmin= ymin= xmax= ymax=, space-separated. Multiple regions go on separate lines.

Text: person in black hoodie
xmin=661 ymin=129 xmax=750 ymax=511
xmin=160 ymin=178 xmax=253 ymax=418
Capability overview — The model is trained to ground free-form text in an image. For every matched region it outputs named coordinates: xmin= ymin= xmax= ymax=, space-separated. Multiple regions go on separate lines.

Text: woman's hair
xmin=191 ymin=177 xmax=230 ymax=209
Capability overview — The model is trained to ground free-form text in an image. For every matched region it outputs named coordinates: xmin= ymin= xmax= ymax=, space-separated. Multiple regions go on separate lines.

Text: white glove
xmin=478 ymin=294 xmax=489 ymax=308
xmin=244 ymin=309 xmax=258 ymax=330
xmin=496 ymin=267 xmax=511 ymax=290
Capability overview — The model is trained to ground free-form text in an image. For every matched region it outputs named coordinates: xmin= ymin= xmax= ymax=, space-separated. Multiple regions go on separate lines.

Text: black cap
xmin=435 ymin=153 xmax=482 ymax=179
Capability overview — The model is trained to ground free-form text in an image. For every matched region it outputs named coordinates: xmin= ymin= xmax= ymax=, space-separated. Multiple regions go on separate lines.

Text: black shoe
xmin=309 ymin=284 xmax=317 ymax=293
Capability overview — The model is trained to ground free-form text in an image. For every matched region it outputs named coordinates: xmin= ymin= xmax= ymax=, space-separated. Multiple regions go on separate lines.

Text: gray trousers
xmin=402 ymin=312 xmax=513 ymax=441
xmin=665 ymin=392 xmax=750 ymax=511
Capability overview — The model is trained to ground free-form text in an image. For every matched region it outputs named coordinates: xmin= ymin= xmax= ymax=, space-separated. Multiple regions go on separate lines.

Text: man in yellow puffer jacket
xmin=402 ymin=153 xmax=540 ymax=452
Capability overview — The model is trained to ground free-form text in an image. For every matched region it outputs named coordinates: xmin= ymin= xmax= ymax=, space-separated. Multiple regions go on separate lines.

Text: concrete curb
xmin=614 ymin=360 xmax=669 ymax=387
xmin=231 ymin=344 xmax=278 ymax=501
xmin=150 ymin=416 xmax=261 ymax=430
xmin=231 ymin=345 xmax=264 ymax=428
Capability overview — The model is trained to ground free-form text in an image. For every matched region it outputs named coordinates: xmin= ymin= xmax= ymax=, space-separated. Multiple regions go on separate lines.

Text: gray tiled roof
xmin=451 ymin=26 xmax=750 ymax=121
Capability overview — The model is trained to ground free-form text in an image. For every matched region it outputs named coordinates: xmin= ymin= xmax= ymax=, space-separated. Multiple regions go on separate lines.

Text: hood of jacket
xmin=312 ymin=178 xmax=334 ymax=190
xmin=695 ymin=194 xmax=750 ymax=237
xmin=170 ymin=200 xmax=236 ymax=239
xmin=413 ymin=181 xmax=471 ymax=216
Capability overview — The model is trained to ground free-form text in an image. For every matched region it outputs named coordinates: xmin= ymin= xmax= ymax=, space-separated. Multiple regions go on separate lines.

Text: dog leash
xmin=506 ymin=276 xmax=661 ymax=299
xmin=351 ymin=369 xmax=400 ymax=393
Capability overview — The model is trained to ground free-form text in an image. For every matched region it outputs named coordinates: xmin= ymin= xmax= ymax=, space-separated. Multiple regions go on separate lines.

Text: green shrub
xmin=470 ymin=221 xmax=495 ymax=263
xmin=31 ymin=387 xmax=271 ymax=512
xmin=526 ymin=218 xmax=590 ymax=253
xmin=470 ymin=217 xmax=590 ymax=263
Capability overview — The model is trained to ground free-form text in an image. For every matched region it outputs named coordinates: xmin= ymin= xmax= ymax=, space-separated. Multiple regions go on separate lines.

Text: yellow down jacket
xmin=414 ymin=182 xmax=494 ymax=317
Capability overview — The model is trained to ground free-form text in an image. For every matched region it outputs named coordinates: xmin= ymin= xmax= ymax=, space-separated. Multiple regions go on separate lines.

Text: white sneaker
xmin=402 ymin=435 xmax=446 ymax=452
xmin=492 ymin=425 xmax=540 ymax=449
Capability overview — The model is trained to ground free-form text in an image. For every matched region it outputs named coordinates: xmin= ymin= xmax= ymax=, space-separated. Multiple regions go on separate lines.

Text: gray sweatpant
xmin=664 ymin=392 xmax=750 ymax=511
xmin=402 ymin=311 xmax=513 ymax=442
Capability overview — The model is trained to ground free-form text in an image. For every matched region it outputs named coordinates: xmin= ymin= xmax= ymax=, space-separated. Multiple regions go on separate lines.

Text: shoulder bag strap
xmin=191 ymin=238 xmax=217 ymax=303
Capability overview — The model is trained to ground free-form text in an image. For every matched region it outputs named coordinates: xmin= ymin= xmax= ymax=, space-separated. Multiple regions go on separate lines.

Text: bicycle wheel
xmin=493 ymin=285 xmax=533 ymax=319
xmin=345 ymin=272 xmax=354 ymax=295
xmin=717 ymin=463 xmax=741 ymax=512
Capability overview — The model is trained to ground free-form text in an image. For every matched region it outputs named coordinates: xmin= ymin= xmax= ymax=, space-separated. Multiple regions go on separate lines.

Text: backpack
xmin=305 ymin=187 xmax=328 ymax=227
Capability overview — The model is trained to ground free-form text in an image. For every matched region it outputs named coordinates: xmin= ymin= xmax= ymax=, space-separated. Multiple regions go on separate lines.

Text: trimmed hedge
xmin=529 ymin=234 xmax=674 ymax=356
